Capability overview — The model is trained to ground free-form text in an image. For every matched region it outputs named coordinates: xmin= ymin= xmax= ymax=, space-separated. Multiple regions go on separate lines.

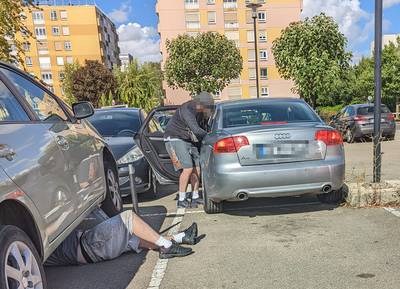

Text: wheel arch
xmin=0 ymin=200 xmax=44 ymax=260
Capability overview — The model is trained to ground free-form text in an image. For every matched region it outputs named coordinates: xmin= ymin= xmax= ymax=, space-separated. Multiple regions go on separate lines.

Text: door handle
xmin=56 ymin=136 xmax=70 ymax=151
xmin=0 ymin=145 xmax=16 ymax=161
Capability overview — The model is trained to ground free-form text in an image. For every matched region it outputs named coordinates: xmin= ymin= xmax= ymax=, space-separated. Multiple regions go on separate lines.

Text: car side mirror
xmin=72 ymin=101 xmax=94 ymax=120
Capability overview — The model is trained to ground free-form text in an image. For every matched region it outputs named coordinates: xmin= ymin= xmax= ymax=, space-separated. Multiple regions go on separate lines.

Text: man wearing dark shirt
xmin=164 ymin=92 xmax=214 ymax=208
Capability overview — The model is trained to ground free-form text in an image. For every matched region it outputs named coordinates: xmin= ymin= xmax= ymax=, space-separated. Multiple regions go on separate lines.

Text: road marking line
xmin=384 ymin=207 xmax=400 ymax=217
xmin=147 ymin=207 xmax=186 ymax=289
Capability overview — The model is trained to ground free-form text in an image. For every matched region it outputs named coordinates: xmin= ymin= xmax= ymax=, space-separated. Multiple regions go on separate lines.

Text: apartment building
xmin=15 ymin=2 xmax=120 ymax=98
xmin=157 ymin=0 xmax=303 ymax=104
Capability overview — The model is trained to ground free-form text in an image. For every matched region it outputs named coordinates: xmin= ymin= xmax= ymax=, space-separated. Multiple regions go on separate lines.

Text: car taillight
xmin=387 ymin=113 xmax=395 ymax=121
xmin=315 ymin=130 xmax=343 ymax=146
xmin=214 ymin=136 xmax=250 ymax=154
xmin=354 ymin=115 xmax=366 ymax=122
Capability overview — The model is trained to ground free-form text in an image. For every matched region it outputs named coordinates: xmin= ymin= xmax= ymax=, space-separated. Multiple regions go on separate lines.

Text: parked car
xmin=329 ymin=104 xmax=396 ymax=142
xmin=88 ymin=108 xmax=158 ymax=197
xmin=0 ymin=62 xmax=122 ymax=289
xmin=136 ymin=98 xmax=346 ymax=214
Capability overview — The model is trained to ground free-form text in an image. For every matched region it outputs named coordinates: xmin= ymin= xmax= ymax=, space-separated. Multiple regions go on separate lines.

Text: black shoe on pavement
xmin=181 ymin=223 xmax=198 ymax=245
xmin=177 ymin=199 xmax=191 ymax=209
xmin=159 ymin=241 xmax=193 ymax=259
xmin=192 ymin=197 xmax=204 ymax=206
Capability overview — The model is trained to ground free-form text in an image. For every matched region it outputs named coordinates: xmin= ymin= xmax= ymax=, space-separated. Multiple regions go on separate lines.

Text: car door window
xmin=0 ymin=68 xmax=68 ymax=122
xmin=0 ymin=80 xmax=29 ymax=122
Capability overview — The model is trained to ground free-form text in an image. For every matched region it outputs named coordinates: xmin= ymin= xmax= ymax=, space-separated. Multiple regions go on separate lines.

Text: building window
xmin=41 ymin=73 xmax=53 ymax=84
xmin=249 ymin=68 xmax=256 ymax=80
xmin=184 ymin=0 xmax=199 ymax=9
xmin=248 ymin=49 xmax=255 ymax=61
xmin=260 ymin=68 xmax=268 ymax=79
xmin=66 ymin=56 xmax=73 ymax=64
xmin=62 ymin=26 xmax=70 ymax=36
xmin=59 ymin=72 xmax=65 ymax=80
xmin=60 ymin=10 xmax=68 ymax=20
xmin=54 ymin=41 xmax=63 ymax=51
xmin=261 ymin=87 xmax=269 ymax=97
xmin=35 ymin=27 xmax=47 ymax=40
xmin=50 ymin=10 xmax=58 ymax=21
xmin=223 ymin=0 xmax=237 ymax=9
xmin=225 ymin=31 xmax=239 ymax=46
xmin=37 ymin=41 xmax=49 ymax=55
xmin=25 ymin=57 xmax=33 ymax=67
xmin=185 ymin=13 xmax=200 ymax=29
xmin=64 ymin=41 xmax=72 ymax=50
xmin=258 ymin=11 xmax=266 ymax=23
xmin=208 ymin=11 xmax=216 ymax=24
xmin=247 ymin=30 xmax=255 ymax=42
xmin=207 ymin=0 xmax=215 ymax=4
xmin=56 ymin=57 xmax=64 ymax=66
xmin=260 ymin=50 xmax=268 ymax=60
xmin=38 ymin=57 xmax=51 ymax=69
xmin=249 ymin=86 xmax=257 ymax=98
xmin=230 ymin=77 xmax=240 ymax=84
xmin=224 ymin=12 xmax=238 ymax=28
xmin=227 ymin=86 xmax=242 ymax=100
xmin=32 ymin=11 xmax=44 ymax=24
xmin=52 ymin=26 xmax=60 ymax=36
xmin=259 ymin=31 xmax=267 ymax=42
xmin=23 ymin=42 xmax=31 ymax=52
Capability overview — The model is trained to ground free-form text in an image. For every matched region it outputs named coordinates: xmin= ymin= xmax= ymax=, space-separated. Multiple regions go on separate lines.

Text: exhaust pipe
xmin=322 ymin=185 xmax=332 ymax=193
xmin=237 ymin=192 xmax=249 ymax=201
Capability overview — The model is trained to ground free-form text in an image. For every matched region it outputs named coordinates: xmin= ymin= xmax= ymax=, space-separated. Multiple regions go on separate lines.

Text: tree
xmin=71 ymin=60 xmax=116 ymax=108
xmin=0 ymin=1 xmax=33 ymax=64
xmin=114 ymin=60 xmax=163 ymax=111
xmin=272 ymin=14 xmax=351 ymax=108
xmin=61 ymin=62 xmax=81 ymax=105
xmin=165 ymin=32 xmax=243 ymax=96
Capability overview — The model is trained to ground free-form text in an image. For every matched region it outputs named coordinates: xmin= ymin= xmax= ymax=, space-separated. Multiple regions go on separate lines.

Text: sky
xmin=94 ymin=0 xmax=400 ymax=63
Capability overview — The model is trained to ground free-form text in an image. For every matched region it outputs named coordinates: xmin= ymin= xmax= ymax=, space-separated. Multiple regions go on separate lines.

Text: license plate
xmin=256 ymin=141 xmax=309 ymax=159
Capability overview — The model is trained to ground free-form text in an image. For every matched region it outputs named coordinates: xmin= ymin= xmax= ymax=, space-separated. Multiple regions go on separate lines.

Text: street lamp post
xmin=373 ymin=0 xmax=383 ymax=183
xmin=247 ymin=2 xmax=262 ymax=98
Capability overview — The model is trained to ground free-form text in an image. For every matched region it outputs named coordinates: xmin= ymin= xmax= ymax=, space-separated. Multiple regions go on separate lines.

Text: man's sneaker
xmin=159 ymin=241 xmax=193 ymax=259
xmin=181 ymin=223 xmax=198 ymax=245
xmin=192 ymin=197 xmax=204 ymax=206
xmin=177 ymin=199 xmax=190 ymax=208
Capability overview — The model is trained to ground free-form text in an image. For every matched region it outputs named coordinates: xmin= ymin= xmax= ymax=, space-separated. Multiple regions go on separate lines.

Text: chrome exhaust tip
xmin=237 ymin=192 xmax=249 ymax=201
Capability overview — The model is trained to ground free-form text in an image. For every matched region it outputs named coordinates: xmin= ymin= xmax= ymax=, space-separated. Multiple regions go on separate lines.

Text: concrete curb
xmin=345 ymin=180 xmax=400 ymax=208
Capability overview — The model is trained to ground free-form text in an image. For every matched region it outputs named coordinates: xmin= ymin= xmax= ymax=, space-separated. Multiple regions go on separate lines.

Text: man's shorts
xmin=165 ymin=138 xmax=200 ymax=171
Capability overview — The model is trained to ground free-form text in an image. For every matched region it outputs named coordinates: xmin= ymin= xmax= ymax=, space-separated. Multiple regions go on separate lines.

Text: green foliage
xmin=114 ymin=60 xmax=163 ymax=111
xmin=62 ymin=62 xmax=81 ymax=105
xmin=0 ymin=1 xmax=33 ymax=65
xmin=272 ymin=14 xmax=351 ymax=108
xmin=98 ymin=91 xmax=114 ymax=108
xmin=317 ymin=104 xmax=345 ymax=122
xmin=165 ymin=32 xmax=243 ymax=96
xmin=71 ymin=60 xmax=116 ymax=108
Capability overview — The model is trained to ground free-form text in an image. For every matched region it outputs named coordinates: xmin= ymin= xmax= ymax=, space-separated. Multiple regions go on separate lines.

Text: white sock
xmin=173 ymin=232 xmax=185 ymax=244
xmin=178 ymin=192 xmax=186 ymax=201
xmin=155 ymin=237 xmax=172 ymax=249
xmin=192 ymin=191 xmax=199 ymax=199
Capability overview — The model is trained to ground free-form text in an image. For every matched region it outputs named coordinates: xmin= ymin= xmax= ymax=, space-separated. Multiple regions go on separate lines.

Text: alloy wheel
xmin=5 ymin=241 xmax=43 ymax=289
xmin=107 ymin=168 xmax=122 ymax=211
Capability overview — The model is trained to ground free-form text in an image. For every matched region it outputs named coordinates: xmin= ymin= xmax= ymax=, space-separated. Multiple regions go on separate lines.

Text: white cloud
xmin=109 ymin=3 xmax=132 ymax=24
xmin=384 ymin=0 xmax=400 ymax=8
xmin=117 ymin=23 xmax=162 ymax=63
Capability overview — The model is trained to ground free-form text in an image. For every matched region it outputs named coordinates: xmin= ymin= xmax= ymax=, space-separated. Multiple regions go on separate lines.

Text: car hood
xmin=103 ymin=137 xmax=136 ymax=161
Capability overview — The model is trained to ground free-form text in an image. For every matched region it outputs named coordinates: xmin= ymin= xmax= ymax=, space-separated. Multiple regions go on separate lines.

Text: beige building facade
xmin=157 ymin=0 xmax=303 ymax=104
xmin=15 ymin=3 xmax=120 ymax=98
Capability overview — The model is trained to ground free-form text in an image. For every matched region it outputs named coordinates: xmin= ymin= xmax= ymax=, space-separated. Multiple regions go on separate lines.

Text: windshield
xmin=222 ymin=101 xmax=320 ymax=128
xmin=88 ymin=110 xmax=141 ymax=137
xmin=357 ymin=105 xmax=390 ymax=115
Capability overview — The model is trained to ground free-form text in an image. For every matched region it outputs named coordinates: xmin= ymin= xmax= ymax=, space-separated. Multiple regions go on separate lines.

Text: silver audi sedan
xmin=137 ymin=98 xmax=345 ymax=214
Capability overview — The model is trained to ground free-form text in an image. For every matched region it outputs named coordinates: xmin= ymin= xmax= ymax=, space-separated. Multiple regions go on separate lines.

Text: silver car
xmin=0 ymin=62 xmax=122 ymax=289
xmin=137 ymin=98 xmax=345 ymax=214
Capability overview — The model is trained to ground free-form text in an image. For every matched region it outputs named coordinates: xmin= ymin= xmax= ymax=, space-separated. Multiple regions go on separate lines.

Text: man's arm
xmin=180 ymin=105 xmax=207 ymax=139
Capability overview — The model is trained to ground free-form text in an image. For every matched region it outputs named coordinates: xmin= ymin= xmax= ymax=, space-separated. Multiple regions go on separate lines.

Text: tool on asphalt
xmin=129 ymin=164 xmax=139 ymax=214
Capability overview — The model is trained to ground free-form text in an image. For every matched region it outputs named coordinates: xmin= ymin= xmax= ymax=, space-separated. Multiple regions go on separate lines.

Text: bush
xmin=317 ymin=104 xmax=344 ymax=123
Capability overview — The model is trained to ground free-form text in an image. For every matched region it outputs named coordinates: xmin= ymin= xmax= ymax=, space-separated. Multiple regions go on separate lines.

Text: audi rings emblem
xmin=274 ymin=133 xmax=291 ymax=140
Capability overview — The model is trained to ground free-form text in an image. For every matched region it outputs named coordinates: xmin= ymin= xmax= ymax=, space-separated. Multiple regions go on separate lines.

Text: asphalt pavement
xmin=46 ymin=132 xmax=400 ymax=289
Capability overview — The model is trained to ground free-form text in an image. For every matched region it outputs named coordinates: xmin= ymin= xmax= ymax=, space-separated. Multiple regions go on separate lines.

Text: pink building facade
xmin=157 ymin=0 xmax=303 ymax=104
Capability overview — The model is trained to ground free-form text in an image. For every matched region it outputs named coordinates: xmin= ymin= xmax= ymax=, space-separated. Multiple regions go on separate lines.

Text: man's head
xmin=194 ymin=92 xmax=215 ymax=115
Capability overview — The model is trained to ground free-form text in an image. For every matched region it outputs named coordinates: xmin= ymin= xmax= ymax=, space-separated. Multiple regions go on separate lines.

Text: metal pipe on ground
xmin=129 ymin=164 xmax=139 ymax=214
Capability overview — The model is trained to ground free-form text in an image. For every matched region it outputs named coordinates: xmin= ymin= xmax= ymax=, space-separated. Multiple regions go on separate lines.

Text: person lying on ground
xmin=45 ymin=208 xmax=200 ymax=266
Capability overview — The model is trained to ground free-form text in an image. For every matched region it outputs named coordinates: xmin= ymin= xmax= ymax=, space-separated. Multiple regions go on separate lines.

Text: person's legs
xmin=179 ymin=167 xmax=193 ymax=201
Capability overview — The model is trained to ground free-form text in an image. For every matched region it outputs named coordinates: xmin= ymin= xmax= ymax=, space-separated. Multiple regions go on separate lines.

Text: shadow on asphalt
xmin=222 ymin=195 xmax=340 ymax=217
xmin=45 ymin=205 xmax=167 ymax=289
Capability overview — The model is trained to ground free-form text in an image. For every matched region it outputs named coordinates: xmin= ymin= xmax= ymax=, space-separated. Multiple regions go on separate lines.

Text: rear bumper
xmin=354 ymin=123 xmax=396 ymax=138
xmin=203 ymin=157 xmax=345 ymax=202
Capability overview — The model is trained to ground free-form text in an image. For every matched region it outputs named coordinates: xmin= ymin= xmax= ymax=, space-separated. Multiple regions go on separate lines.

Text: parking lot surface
xmin=46 ymin=131 xmax=400 ymax=289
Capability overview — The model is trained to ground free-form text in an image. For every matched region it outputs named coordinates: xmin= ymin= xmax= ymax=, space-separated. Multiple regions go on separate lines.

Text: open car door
xmin=135 ymin=106 xmax=180 ymax=184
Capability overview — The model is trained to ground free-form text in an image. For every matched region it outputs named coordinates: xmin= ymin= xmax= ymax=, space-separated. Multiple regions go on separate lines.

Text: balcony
xmin=224 ymin=22 xmax=239 ymax=29
xmin=224 ymin=2 xmax=238 ymax=9
xmin=185 ymin=2 xmax=199 ymax=9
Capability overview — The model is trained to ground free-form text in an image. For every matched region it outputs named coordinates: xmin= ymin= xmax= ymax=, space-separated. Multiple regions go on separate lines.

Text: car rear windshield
xmin=88 ymin=111 xmax=141 ymax=137
xmin=222 ymin=101 xmax=320 ymax=128
xmin=357 ymin=105 xmax=390 ymax=115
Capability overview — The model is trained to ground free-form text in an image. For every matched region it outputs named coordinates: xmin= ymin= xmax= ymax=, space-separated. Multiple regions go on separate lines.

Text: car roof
xmin=94 ymin=107 xmax=140 ymax=113
xmin=217 ymin=98 xmax=306 ymax=108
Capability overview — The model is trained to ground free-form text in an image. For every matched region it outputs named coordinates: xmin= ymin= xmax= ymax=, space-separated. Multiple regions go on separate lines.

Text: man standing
xmin=164 ymin=92 xmax=214 ymax=208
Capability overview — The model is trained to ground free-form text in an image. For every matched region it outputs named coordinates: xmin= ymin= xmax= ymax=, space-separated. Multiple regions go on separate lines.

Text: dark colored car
xmin=330 ymin=104 xmax=396 ymax=143
xmin=88 ymin=108 xmax=157 ymax=197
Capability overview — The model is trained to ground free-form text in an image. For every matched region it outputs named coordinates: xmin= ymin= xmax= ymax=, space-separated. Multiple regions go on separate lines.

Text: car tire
xmin=101 ymin=160 xmax=123 ymax=217
xmin=202 ymin=173 xmax=223 ymax=214
xmin=345 ymin=128 xmax=355 ymax=143
xmin=0 ymin=225 xmax=47 ymax=289
xmin=317 ymin=188 xmax=345 ymax=204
